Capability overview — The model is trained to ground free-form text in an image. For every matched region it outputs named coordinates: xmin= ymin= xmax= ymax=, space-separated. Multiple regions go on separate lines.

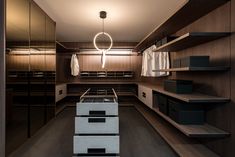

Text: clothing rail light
xmin=93 ymin=11 xmax=113 ymax=68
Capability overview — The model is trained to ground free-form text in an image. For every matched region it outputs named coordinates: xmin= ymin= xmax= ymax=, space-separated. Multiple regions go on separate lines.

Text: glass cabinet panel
xmin=5 ymin=0 xmax=30 ymax=155
xmin=29 ymin=1 xmax=46 ymax=136
xmin=45 ymin=16 xmax=56 ymax=122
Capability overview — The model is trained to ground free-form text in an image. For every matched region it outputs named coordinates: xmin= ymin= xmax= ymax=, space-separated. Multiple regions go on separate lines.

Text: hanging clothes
xmin=70 ymin=54 xmax=80 ymax=76
xmin=141 ymin=45 xmax=170 ymax=77
xmin=141 ymin=45 xmax=156 ymax=77
xmin=153 ymin=52 xmax=170 ymax=77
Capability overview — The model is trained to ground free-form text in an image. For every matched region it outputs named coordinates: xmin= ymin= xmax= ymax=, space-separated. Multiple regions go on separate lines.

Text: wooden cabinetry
xmin=5 ymin=0 xmax=56 ymax=154
xmin=138 ymin=84 xmax=153 ymax=108
xmin=56 ymin=84 xmax=67 ymax=102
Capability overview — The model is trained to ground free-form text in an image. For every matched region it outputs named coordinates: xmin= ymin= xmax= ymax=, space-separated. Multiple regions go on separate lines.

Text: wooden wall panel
xmin=56 ymin=51 xmax=142 ymax=83
xmin=45 ymin=54 xmax=56 ymax=71
xmin=30 ymin=55 xmax=45 ymax=71
xmin=0 ymin=0 xmax=5 ymax=156
xmin=141 ymin=2 xmax=234 ymax=157
xmin=230 ymin=0 xmax=235 ymax=156
xmin=173 ymin=3 xmax=232 ymax=157
xmin=6 ymin=54 xmax=55 ymax=71
xmin=6 ymin=55 xmax=29 ymax=71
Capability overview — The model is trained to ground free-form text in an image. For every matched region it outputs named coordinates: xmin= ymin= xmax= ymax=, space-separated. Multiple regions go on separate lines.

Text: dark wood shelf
xmin=67 ymin=93 xmax=83 ymax=97
xmin=139 ymin=83 xmax=230 ymax=103
xmin=152 ymin=107 xmax=229 ymax=138
xmin=135 ymin=104 xmax=220 ymax=157
xmin=153 ymin=32 xmax=230 ymax=52
xmin=116 ymin=91 xmax=136 ymax=97
xmin=66 ymin=81 xmax=137 ymax=85
xmin=133 ymin=0 xmax=230 ymax=52
xmin=153 ymin=66 xmax=230 ymax=72
xmin=80 ymin=71 xmax=134 ymax=78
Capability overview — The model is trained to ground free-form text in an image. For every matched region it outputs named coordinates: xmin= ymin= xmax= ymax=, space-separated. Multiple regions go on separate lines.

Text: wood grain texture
xmin=153 ymin=32 xmax=230 ymax=52
xmin=56 ymin=52 xmax=142 ymax=83
xmin=139 ymin=82 xmax=230 ymax=103
xmin=0 ymin=0 xmax=5 ymax=156
xmin=133 ymin=0 xmax=229 ymax=52
xmin=229 ymin=0 xmax=235 ymax=156
xmin=135 ymin=104 xmax=220 ymax=157
xmin=59 ymin=42 xmax=138 ymax=50
xmin=153 ymin=66 xmax=230 ymax=72
xmin=152 ymin=108 xmax=229 ymax=138
xmin=142 ymin=2 xmax=234 ymax=156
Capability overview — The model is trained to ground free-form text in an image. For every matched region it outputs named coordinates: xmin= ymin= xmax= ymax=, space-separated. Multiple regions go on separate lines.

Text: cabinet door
xmin=45 ymin=16 xmax=56 ymax=122
xmin=6 ymin=0 xmax=30 ymax=155
xmin=29 ymin=1 xmax=46 ymax=136
xmin=138 ymin=85 xmax=153 ymax=108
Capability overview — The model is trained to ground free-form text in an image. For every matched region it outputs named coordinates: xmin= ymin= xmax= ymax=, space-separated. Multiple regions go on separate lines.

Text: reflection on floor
xmin=9 ymin=106 xmax=177 ymax=157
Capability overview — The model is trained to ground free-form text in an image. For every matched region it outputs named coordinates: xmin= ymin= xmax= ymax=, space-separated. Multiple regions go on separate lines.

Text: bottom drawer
xmin=72 ymin=154 xmax=120 ymax=157
xmin=72 ymin=155 xmax=120 ymax=157
xmin=74 ymin=136 xmax=120 ymax=155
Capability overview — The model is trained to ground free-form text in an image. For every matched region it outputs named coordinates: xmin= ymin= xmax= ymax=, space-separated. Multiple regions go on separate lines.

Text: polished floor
xmin=9 ymin=106 xmax=177 ymax=157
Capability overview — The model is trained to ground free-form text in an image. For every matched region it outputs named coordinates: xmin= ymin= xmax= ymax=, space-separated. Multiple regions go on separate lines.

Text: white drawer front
xmin=73 ymin=136 xmax=120 ymax=154
xmin=75 ymin=117 xmax=119 ymax=134
xmin=138 ymin=85 xmax=153 ymax=108
xmin=56 ymin=84 xmax=67 ymax=102
xmin=76 ymin=103 xmax=118 ymax=116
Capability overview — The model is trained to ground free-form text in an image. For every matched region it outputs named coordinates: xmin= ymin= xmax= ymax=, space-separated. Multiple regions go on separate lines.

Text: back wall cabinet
xmin=5 ymin=0 xmax=56 ymax=155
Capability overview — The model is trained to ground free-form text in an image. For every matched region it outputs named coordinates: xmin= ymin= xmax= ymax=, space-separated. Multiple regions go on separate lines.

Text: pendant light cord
xmin=102 ymin=18 xmax=104 ymax=34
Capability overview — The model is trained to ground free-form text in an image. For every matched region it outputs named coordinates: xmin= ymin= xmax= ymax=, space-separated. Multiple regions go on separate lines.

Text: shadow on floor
xmin=9 ymin=107 xmax=177 ymax=157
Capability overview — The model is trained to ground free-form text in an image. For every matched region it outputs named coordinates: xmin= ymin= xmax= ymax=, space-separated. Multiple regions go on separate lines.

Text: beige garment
xmin=70 ymin=54 xmax=80 ymax=76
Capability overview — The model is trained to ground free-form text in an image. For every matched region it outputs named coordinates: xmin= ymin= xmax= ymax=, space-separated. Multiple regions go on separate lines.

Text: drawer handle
xmin=142 ymin=92 xmax=146 ymax=98
xmin=89 ymin=110 xmax=106 ymax=116
xmin=87 ymin=148 xmax=106 ymax=154
xmin=59 ymin=90 xmax=63 ymax=95
xmin=88 ymin=118 xmax=106 ymax=123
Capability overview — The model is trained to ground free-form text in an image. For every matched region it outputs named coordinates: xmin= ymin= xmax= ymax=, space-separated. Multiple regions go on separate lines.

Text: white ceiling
xmin=34 ymin=0 xmax=187 ymax=42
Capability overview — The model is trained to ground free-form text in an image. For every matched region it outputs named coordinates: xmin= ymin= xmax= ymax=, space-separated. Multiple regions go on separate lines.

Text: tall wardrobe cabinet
xmin=5 ymin=0 xmax=56 ymax=155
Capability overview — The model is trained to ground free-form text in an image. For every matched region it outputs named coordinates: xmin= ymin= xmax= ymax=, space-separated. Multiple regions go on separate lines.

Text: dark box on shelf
xmin=156 ymin=93 xmax=168 ymax=115
xmin=168 ymin=99 xmax=204 ymax=125
xmin=172 ymin=59 xmax=181 ymax=68
xmin=164 ymin=79 xmax=193 ymax=94
xmin=180 ymin=56 xmax=210 ymax=67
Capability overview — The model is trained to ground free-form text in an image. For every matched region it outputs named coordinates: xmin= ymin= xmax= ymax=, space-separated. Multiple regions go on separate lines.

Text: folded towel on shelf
xmin=70 ymin=54 xmax=80 ymax=76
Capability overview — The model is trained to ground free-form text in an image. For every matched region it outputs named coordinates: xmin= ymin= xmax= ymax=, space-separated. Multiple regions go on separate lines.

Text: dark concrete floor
xmin=9 ymin=107 xmax=177 ymax=157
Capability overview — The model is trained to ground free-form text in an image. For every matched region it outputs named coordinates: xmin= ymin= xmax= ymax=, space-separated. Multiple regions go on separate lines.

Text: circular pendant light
xmin=93 ymin=32 xmax=113 ymax=52
xmin=93 ymin=11 xmax=113 ymax=68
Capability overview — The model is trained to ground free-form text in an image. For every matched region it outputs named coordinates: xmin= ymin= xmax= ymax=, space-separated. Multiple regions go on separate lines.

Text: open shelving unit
xmin=153 ymin=66 xmax=230 ymax=72
xmin=80 ymin=71 xmax=134 ymax=78
xmin=152 ymin=32 xmax=230 ymax=52
xmin=135 ymin=104 xmax=220 ymax=157
xmin=140 ymin=83 xmax=230 ymax=103
xmin=152 ymin=107 xmax=230 ymax=138
xmin=133 ymin=0 xmax=230 ymax=52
